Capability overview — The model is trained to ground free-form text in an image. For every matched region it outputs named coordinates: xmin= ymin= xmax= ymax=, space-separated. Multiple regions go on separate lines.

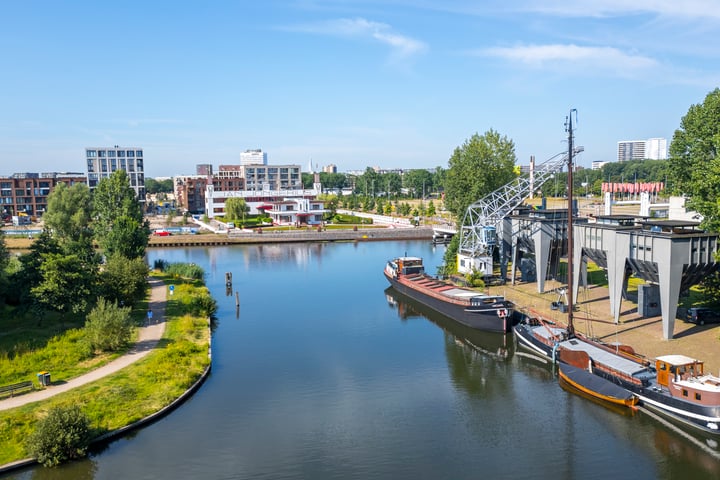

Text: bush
xmin=84 ymin=298 xmax=134 ymax=352
xmin=26 ymin=405 xmax=91 ymax=467
xmin=164 ymin=263 xmax=205 ymax=280
xmin=153 ymin=259 xmax=168 ymax=271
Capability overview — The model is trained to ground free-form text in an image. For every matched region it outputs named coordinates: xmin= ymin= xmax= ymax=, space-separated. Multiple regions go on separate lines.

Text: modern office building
xmin=323 ymin=164 xmax=337 ymax=173
xmin=592 ymin=160 xmax=610 ymax=170
xmin=85 ymin=146 xmax=146 ymax=200
xmin=617 ymin=138 xmax=667 ymax=161
xmin=241 ymin=164 xmax=301 ymax=191
xmin=1 ymin=172 xmax=86 ymax=218
xmin=240 ymin=149 xmax=268 ymax=166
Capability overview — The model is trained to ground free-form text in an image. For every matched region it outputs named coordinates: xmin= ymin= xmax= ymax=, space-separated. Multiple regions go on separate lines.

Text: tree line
xmin=0 ymin=170 xmax=150 ymax=333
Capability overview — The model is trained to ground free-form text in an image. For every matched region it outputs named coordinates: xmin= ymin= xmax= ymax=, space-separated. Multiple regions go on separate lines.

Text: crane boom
xmin=457 ymin=146 xmax=584 ymax=274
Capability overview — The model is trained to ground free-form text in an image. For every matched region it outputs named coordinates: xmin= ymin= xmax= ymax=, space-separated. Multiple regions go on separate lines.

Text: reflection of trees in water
xmin=29 ymin=457 xmax=97 ymax=480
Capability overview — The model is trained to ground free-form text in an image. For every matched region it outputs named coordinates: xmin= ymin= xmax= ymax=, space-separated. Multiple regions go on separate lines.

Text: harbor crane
xmin=456 ymin=146 xmax=584 ymax=276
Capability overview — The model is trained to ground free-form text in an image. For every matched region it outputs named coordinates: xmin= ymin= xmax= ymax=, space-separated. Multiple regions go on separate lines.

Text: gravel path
xmin=0 ymin=279 xmax=167 ymax=412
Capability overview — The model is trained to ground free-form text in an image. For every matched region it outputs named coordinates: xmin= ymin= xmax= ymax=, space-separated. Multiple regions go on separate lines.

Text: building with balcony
xmin=1 ymin=172 xmax=86 ymax=218
xmin=85 ymin=146 xmax=145 ymax=200
xmin=267 ymin=198 xmax=328 ymax=226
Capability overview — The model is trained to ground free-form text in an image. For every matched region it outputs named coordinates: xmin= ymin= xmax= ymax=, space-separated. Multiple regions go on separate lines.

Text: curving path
xmin=0 ymin=278 xmax=167 ymax=412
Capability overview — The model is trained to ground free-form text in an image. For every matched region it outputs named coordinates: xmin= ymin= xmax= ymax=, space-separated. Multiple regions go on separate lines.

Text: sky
xmin=1 ymin=1 xmax=719 ymax=178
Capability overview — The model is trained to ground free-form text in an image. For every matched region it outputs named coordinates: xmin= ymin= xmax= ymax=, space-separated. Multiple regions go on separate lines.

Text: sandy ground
xmin=489 ymin=278 xmax=720 ymax=375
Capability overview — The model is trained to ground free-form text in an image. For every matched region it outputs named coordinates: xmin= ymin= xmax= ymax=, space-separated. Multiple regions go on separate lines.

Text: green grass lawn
xmin=0 ymin=299 xmax=148 ymax=387
xmin=0 ymin=274 xmax=211 ymax=465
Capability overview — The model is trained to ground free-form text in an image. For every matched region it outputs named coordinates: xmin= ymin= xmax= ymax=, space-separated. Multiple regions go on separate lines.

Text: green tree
xmin=84 ymin=297 xmax=134 ymax=352
xmin=440 ymin=234 xmax=460 ymax=276
xmin=444 ymin=130 xmax=517 ymax=219
xmin=427 ymin=200 xmax=436 ymax=216
xmin=224 ymin=197 xmax=249 ymax=224
xmin=385 ymin=172 xmax=403 ymax=198
xmin=669 ymin=88 xmax=720 ymax=231
xmin=403 ymin=169 xmax=433 ymax=198
xmin=99 ymin=254 xmax=150 ymax=307
xmin=43 ymin=182 xmax=93 ymax=250
xmin=93 ymin=170 xmax=150 ymax=258
xmin=26 ymin=405 xmax=91 ymax=467
xmin=31 ymin=252 xmax=97 ymax=315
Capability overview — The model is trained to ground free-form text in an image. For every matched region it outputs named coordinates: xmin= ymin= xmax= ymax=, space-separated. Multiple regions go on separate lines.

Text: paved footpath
xmin=0 ymin=278 xmax=167 ymax=412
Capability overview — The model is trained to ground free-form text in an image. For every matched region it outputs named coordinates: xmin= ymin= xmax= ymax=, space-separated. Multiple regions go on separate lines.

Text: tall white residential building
xmin=240 ymin=149 xmax=268 ymax=166
xmin=617 ymin=138 xmax=667 ymax=161
xmin=85 ymin=146 xmax=145 ymax=201
xmin=645 ymin=138 xmax=668 ymax=160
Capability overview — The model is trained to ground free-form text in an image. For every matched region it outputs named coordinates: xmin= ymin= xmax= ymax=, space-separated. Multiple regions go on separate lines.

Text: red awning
xmin=256 ymin=204 xmax=273 ymax=210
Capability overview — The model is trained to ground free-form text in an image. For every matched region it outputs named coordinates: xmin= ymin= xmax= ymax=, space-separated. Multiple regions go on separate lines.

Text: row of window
xmin=87 ymin=150 xmax=143 ymax=158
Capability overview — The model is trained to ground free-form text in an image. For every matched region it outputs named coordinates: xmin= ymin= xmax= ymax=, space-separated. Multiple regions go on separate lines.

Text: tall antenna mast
xmin=565 ymin=109 xmax=577 ymax=336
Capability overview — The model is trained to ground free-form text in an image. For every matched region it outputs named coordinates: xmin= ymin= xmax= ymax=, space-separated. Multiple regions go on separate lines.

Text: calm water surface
xmin=6 ymin=240 xmax=720 ymax=480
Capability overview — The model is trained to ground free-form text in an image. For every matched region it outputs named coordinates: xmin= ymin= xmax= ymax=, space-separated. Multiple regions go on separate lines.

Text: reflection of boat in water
xmin=384 ymin=286 xmax=512 ymax=361
xmin=384 ymin=256 xmax=513 ymax=332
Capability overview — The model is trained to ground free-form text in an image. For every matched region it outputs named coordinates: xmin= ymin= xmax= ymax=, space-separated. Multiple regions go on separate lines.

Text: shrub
xmin=26 ymin=405 xmax=91 ymax=467
xmin=153 ymin=259 xmax=169 ymax=272
xmin=164 ymin=262 xmax=205 ymax=280
xmin=84 ymin=298 xmax=134 ymax=352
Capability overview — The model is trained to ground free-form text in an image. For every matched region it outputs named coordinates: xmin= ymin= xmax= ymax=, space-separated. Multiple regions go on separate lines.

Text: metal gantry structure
xmin=457 ymin=146 xmax=584 ymax=275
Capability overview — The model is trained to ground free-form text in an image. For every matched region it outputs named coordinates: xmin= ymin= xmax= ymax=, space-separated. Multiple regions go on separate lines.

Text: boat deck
xmin=404 ymin=274 xmax=493 ymax=301
xmin=559 ymin=337 xmax=654 ymax=381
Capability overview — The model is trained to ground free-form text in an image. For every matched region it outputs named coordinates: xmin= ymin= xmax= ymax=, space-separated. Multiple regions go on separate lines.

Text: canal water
xmin=6 ymin=240 xmax=720 ymax=479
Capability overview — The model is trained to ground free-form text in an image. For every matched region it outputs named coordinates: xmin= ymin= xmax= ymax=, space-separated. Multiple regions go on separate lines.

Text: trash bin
xmin=37 ymin=371 xmax=48 ymax=387
xmin=44 ymin=372 xmax=51 ymax=386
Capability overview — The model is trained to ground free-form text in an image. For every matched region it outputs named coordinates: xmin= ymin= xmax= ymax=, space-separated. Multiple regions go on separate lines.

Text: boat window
xmin=695 ymin=393 xmax=702 ymax=401
xmin=682 ymin=389 xmax=688 ymax=397
xmin=659 ymin=363 xmax=667 ymax=371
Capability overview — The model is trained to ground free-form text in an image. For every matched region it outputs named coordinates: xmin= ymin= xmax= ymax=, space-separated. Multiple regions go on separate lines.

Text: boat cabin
xmin=655 ymin=354 xmax=720 ymax=407
xmin=656 ymin=355 xmax=704 ymax=386
xmin=395 ymin=257 xmax=425 ymax=275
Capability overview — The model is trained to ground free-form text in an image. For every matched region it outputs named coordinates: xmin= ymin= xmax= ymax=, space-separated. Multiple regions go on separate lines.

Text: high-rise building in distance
xmin=240 ymin=149 xmax=268 ymax=166
xmin=85 ymin=146 xmax=145 ymax=201
xmin=617 ymin=138 xmax=667 ymax=161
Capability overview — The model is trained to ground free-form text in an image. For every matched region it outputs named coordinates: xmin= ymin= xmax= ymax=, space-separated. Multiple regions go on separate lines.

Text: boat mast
xmin=566 ymin=109 xmax=576 ymax=336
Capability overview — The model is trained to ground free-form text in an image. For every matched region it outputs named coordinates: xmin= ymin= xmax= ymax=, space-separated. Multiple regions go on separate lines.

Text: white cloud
xmin=284 ymin=17 xmax=427 ymax=59
xmin=510 ymin=0 xmax=720 ymax=20
xmin=478 ymin=44 xmax=658 ymax=77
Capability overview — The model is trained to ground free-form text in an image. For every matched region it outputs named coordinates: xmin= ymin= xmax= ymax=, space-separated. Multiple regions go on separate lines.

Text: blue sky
xmin=1 ymin=1 xmax=718 ymax=177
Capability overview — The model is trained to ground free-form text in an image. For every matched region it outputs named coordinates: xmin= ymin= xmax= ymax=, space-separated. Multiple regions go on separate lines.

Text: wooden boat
xmin=513 ymin=111 xmax=720 ymax=434
xmin=558 ymin=350 xmax=638 ymax=408
xmin=383 ymin=256 xmax=513 ymax=332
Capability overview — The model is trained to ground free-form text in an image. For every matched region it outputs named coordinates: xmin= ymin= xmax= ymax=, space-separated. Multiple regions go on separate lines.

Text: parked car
xmin=153 ymin=230 xmax=171 ymax=236
xmin=685 ymin=307 xmax=720 ymax=325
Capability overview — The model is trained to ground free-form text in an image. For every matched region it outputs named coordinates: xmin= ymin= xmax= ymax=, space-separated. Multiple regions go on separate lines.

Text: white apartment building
xmin=240 ymin=149 xmax=268 ymax=166
xmin=241 ymin=164 xmax=302 ymax=191
xmin=617 ymin=138 xmax=667 ymax=161
xmin=85 ymin=146 xmax=145 ymax=200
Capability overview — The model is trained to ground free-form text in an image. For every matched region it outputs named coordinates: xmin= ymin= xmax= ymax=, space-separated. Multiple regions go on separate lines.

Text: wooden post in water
xmin=235 ymin=291 xmax=240 ymax=307
xmin=225 ymin=272 xmax=232 ymax=286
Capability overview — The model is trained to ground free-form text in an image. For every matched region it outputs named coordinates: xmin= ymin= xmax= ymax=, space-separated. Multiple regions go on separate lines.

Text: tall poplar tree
xmin=444 ymin=130 xmax=517 ymax=219
xmin=93 ymin=170 xmax=150 ymax=259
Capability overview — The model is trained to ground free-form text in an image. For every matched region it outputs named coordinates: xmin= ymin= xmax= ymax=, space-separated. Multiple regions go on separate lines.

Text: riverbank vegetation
xmin=0 ymin=269 xmax=213 ymax=466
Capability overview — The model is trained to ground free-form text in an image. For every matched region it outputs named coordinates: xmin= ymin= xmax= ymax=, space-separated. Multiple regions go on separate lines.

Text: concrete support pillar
xmin=657 ymin=243 xmax=685 ymax=340
xmin=609 ymin=234 xmax=631 ymax=323
xmin=534 ymin=227 xmax=551 ymax=293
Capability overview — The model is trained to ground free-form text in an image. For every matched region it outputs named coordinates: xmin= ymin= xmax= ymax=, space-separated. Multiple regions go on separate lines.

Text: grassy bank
xmin=0 ymin=274 xmax=211 ymax=465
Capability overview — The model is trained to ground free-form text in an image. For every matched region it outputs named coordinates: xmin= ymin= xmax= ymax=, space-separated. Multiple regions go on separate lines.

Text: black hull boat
xmin=384 ymin=256 xmax=513 ymax=333
xmin=514 ymin=318 xmax=720 ymax=434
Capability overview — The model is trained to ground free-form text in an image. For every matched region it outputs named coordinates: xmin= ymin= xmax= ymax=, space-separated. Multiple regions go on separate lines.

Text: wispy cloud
xmin=476 ymin=44 xmax=658 ymax=77
xmin=496 ymin=0 xmax=720 ymax=20
xmin=283 ymin=17 xmax=427 ymax=61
